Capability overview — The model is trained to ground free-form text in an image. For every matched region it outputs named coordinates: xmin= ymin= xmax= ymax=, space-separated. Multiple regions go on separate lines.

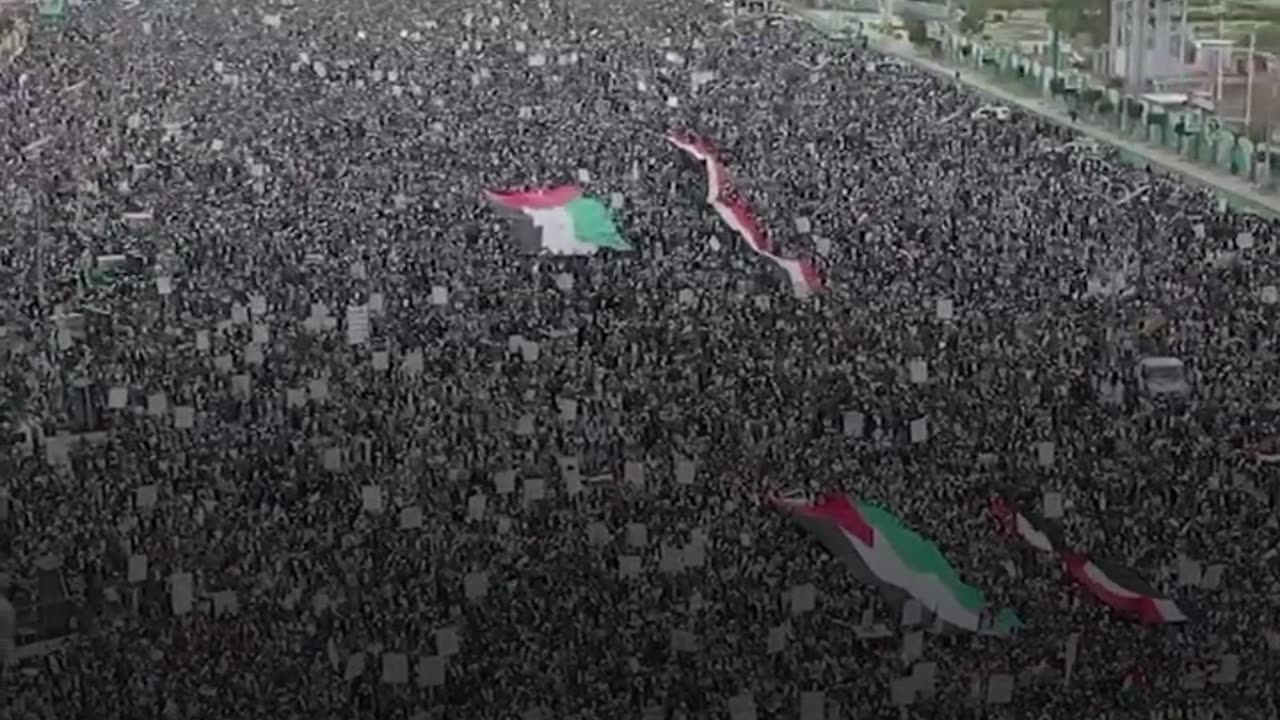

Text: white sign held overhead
xmin=430 ymin=286 xmax=449 ymax=306
xmin=800 ymin=692 xmax=825 ymax=720
xmin=908 ymin=358 xmax=928 ymax=384
xmin=936 ymin=297 xmax=954 ymax=320
xmin=494 ymin=470 xmax=516 ymax=495
xmin=382 ymin=653 xmax=409 ymax=685
xmin=1036 ymin=441 xmax=1056 ymax=468
xmin=464 ymin=571 xmax=489 ymax=600
xmin=1042 ymin=492 xmax=1064 ymax=519
xmin=624 ymin=460 xmax=645 ymax=488
xmin=619 ymin=554 xmax=642 ymax=578
xmin=728 ymin=693 xmax=758 ymax=720
xmin=674 ymin=456 xmax=697 ymax=485
xmin=843 ymin=411 xmax=865 ymax=437
xmin=400 ymin=506 xmax=423 ymax=529
xmin=127 ymin=553 xmax=148 ymax=583
xmin=790 ymin=583 xmax=816 ymax=615
xmin=346 ymin=304 xmax=370 ymax=346
xmin=418 ymin=655 xmax=446 ymax=687
xmin=910 ymin=417 xmax=928 ymax=443
xmin=170 ymin=572 xmax=194 ymax=615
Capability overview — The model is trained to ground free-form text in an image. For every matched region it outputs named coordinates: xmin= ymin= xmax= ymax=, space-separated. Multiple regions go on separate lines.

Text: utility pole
xmin=1245 ymin=31 xmax=1257 ymax=132
xmin=1133 ymin=0 xmax=1147 ymax=93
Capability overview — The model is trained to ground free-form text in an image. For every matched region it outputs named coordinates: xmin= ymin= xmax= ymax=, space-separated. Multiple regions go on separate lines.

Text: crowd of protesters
xmin=1 ymin=0 xmax=1278 ymax=718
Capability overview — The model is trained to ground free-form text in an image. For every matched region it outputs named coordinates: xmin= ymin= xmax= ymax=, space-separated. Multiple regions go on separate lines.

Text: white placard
xmin=626 ymin=522 xmax=649 ymax=548
xmin=901 ymin=599 xmax=923 ymax=626
xmin=1264 ymin=285 xmax=1280 ymax=305
xmin=587 ymin=521 xmax=611 ymax=546
xmin=371 ymin=351 xmax=389 ymax=371
xmin=381 ymin=653 xmax=409 ymax=684
xmin=1043 ymin=492 xmax=1064 ymax=519
xmin=555 ymin=273 xmax=574 ymax=291
xmin=1201 ymin=563 xmax=1225 ymax=590
xmin=674 ymin=456 xmax=697 ymax=485
xmin=417 ymin=655 xmax=446 ymax=687
xmin=910 ymin=417 xmax=928 ymax=443
xmin=843 ymin=411 xmax=865 ymax=437
xmin=494 ymin=470 xmax=516 ymax=495
xmin=467 ymin=494 xmax=487 ymax=520
xmin=170 ymin=572 xmax=194 ymax=615
xmin=108 ymin=387 xmax=128 ymax=409
xmin=195 ymin=330 xmax=210 ymax=351
xmin=903 ymin=631 xmax=924 ymax=662
xmin=322 ymin=447 xmax=342 ymax=472
xmin=908 ymin=358 xmax=928 ymax=384
xmin=231 ymin=303 xmax=248 ymax=324
xmin=728 ymin=693 xmax=758 ymax=720
xmin=557 ymin=398 xmax=578 ymax=422
xmin=935 ymin=297 xmax=954 ymax=320
xmin=986 ymin=674 xmax=1014 ymax=704
xmin=127 ymin=553 xmax=148 ymax=583
xmin=250 ymin=294 xmax=267 ymax=316
xmin=346 ymin=304 xmax=370 ymax=346
xmin=401 ymin=348 xmax=423 ymax=375
xmin=800 ymin=691 xmax=825 ymax=720
xmin=399 ymin=506 xmax=423 ymax=529
xmin=515 ymin=414 xmax=535 ymax=435
xmin=174 ymin=406 xmax=195 ymax=429
xmin=244 ymin=343 xmax=264 ymax=366
xmin=309 ymin=378 xmax=329 ymax=402
xmin=147 ymin=392 xmax=168 ymax=417
xmin=660 ymin=544 xmax=683 ymax=574
xmin=683 ymin=542 xmax=706 ymax=568
xmin=523 ymin=477 xmax=546 ymax=503
xmin=794 ymin=216 xmax=811 ymax=234
xmin=519 ymin=340 xmax=540 ymax=363
xmin=464 ymin=572 xmax=489 ymax=599
xmin=619 ymin=555 xmax=642 ymax=578
xmin=435 ymin=626 xmax=460 ymax=656
xmin=136 ymin=484 xmax=158 ymax=510
xmin=762 ymin=622 xmax=783 ymax=655
xmin=431 ymin=286 xmax=449 ymax=306
xmin=790 ymin=583 xmax=816 ymax=614
xmin=1177 ymin=555 xmax=1202 ymax=586
xmin=1036 ymin=441 xmax=1056 ymax=468
xmin=624 ymin=461 xmax=645 ymax=487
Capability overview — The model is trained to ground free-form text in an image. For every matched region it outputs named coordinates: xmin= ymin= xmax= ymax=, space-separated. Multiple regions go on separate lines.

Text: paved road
xmin=878 ymin=40 xmax=1280 ymax=216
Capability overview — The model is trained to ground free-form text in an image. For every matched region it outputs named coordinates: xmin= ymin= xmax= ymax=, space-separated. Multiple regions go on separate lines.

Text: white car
xmin=1135 ymin=357 xmax=1191 ymax=397
xmin=970 ymin=104 xmax=1011 ymax=121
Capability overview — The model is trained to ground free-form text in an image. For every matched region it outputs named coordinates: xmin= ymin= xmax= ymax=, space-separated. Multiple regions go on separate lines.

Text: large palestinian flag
xmin=774 ymin=493 xmax=1022 ymax=632
xmin=485 ymin=185 xmax=633 ymax=256
xmin=668 ymin=132 xmax=826 ymax=298
xmin=990 ymin=498 xmax=1189 ymax=624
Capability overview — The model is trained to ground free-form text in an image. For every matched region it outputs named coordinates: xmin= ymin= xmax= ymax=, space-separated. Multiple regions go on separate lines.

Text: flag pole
xmin=1246 ymin=32 xmax=1258 ymax=131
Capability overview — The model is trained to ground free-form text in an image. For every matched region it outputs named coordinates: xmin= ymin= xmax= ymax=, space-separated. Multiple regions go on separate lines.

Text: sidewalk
xmin=877 ymin=40 xmax=1280 ymax=216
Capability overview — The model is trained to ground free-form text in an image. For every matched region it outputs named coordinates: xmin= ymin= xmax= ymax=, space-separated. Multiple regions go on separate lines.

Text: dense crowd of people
xmin=1 ymin=0 xmax=1279 ymax=718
